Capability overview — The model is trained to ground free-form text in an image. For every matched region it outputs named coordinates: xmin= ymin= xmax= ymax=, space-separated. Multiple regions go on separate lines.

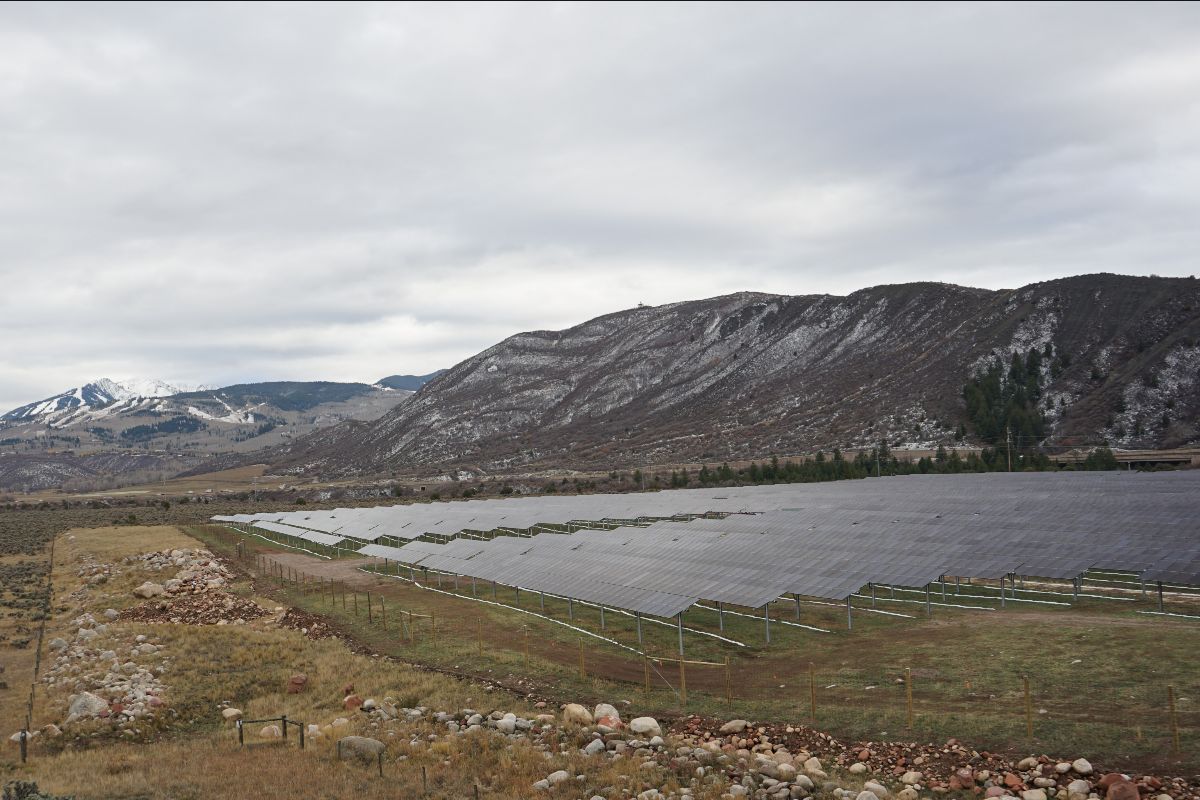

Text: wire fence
xmin=237 ymin=543 xmax=1199 ymax=765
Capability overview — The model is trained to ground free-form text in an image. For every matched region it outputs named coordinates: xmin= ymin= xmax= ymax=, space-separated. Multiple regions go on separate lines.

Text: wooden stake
xmin=380 ymin=596 xmax=386 ymax=630
xmin=353 ymin=591 xmax=358 ymax=615
xmin=367 ymin=591 xmax=373 ymax=623
xmin=1168 ymin=684 xmax=1180 ymax=754
xmin=478 ymin=618 xmax=483 ymax=657
xmin=578 ymin=638 xmax=586 ymax=679
xmin=523 ymin=626 xmax=530 ymax=665
xmin=809 ymin=662 xmax=817 ymax=722
xmin=679 ymin=658 xmax=687 ymax=708
xmin=644 ymin=655 xmax=651 ymax=694
xmin=725 ymin=655 xmax=732 ymax=707
xmin=1023 ymin=675 xmax=1033 ymax=740
xmin=905 ymin=667 xmax=914 ymax=729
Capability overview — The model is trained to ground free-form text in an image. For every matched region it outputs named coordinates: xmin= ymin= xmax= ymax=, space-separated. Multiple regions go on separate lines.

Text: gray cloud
xmin=2 ymin=2 xmax=1200 ymax=410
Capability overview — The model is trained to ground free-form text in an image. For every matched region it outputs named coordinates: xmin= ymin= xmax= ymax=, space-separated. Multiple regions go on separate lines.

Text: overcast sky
xmin=2 ymin=2 xmax=1200 ymax=411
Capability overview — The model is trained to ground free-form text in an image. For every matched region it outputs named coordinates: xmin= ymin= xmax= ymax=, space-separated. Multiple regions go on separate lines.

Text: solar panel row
xmin=212 ymin=470 xmax=1200 ymax=619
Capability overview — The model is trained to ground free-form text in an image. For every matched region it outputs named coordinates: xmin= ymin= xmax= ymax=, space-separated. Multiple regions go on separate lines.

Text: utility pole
xmin=1006 ymin=425 xmax=1013 ymax=472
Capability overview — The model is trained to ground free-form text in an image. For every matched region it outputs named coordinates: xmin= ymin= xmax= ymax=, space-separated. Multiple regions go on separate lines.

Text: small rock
xmin=850 ymin=763 xmax=868 ymax=775
xmin=857 ymin=792 xmax=881 ymax=800
xmin=338 ymin=736 xmax=386 ymax=762
xmin=629 ymin=717 xmax=661 ymax=737
xmin=562 ymin=703 xmax=593 ymax=725
xmin=260 ymin=725 xmax=282 ymax=738
xmin=1022 ymin=791 xmax=1048 ymax=800
xmin=721 ymin=719 xmax=750 ymax=734
xmin=133 ymin=582 xmax=165 ymax=598
xmin=222 ymin=708 xmax=243 ymax=721
xmin=902 ymin=771 xmax=923 ymax=785
xmin=864 ymin=781 xmax=889 ymax=798
xmin=1072 ymin=760 xmax=1093 ymax=777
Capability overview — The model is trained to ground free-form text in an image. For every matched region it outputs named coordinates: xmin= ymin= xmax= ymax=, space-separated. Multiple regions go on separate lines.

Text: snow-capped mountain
xmin=1 ymin=378 xmax=199 ymax=425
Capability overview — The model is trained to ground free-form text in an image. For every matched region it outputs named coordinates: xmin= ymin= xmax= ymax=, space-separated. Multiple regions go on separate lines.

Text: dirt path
xmin=265 ymin=552 xmax=383 ymax=586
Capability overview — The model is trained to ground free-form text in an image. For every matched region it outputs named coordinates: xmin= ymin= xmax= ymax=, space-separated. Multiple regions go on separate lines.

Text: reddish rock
xmin=1106 ymin=780 xmax=1139 ymax=800
xmin=596 ymin=715 xmax=623 ymax=729
xmin=343 ymin=694 xmax=364 ymax=711
xmin=859 ymin=749 xmax=872 ymax=761
xmin=110 ymin=703 xmax=124 ymax=715
xmin=1005 ymin=773 xmax=1025 ymax=790
xmin=986 ymin=787 xmax=1007 ymax=797
xmin=287 ymin=673 xmax=308 ymax=694
xmin=1099 ymin=774 xmax=1129 ymax=790
xmin=342 ymin=682 xmax=355 ymax=695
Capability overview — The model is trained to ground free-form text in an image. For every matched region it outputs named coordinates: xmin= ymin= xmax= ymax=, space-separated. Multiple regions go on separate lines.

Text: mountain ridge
xmin=263 ymin=273 xmax=1200 ymax=479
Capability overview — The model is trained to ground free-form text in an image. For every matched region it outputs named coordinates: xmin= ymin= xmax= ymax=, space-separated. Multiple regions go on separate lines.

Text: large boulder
xmin=343 ymin=694 xmax=364 ymax=711
xmin=562 ymin=703 xmax=593 ymax=725
xmin=67 ymin=692 xmax=109 ymax=719
xmin=47 ymin=638 xmax=68 ymax=652
xmin=221 ymin=708 xmax=243 ymax=722
xmin=338 ymin=736 xmax=386 ymax=763
xmin=719 ymin=719 xmax=749 ymax=734
xmin=286 ymin=674 xmax=308 ymax=694
xmin=259 ymin=725 xmax=282 ymax=738
xmin=629 ymin=717 xmax=661 ymax=737
xmin=133 ymin=582 xmax=165 ymax=599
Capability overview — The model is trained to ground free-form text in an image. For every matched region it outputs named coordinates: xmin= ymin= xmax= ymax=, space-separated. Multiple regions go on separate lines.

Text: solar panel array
xmin=213 ymin=470 xmax=1200 ymax=618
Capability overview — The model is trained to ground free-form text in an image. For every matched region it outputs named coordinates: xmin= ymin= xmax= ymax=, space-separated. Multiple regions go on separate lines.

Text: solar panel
xmin=213 ymin=471 xmax=1200 ymax=617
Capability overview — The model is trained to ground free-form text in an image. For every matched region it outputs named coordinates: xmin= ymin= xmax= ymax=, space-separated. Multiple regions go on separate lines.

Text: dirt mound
xmin=120 ymin=593 xmax=268 ymax=626
xmin=276 ymin=607 xmax=338 ymax=640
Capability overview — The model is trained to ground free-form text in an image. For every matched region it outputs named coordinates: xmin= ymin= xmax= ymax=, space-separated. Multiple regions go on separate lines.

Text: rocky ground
xmin=213 ymin=692 xmax=1200 ymax=800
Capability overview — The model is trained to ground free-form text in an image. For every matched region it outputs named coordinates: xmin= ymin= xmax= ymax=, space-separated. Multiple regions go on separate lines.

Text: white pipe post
xmin=763 ymin=604 xmax=771 ymax=643
xmin=846 ymin=595 xmax=853 ymax=630
xmin=677 ymin=612 xmax=685 ymax=656
xmin=717 ymin=602 xmax=724 ymax=631
xmin=794 ymin=592 xmax=801 ymax=620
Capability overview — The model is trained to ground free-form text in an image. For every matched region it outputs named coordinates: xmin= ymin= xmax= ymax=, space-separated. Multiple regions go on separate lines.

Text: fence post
xmin=1023 ymin=675 xmax=1033 ymax=740
xmin=353 ymin=592 xmax=358 ymax=616
xmin=432 ymin=613 xmax=437 ymax=641
xmin=300 ymin=720 xmax=306 ymax=749
xmin=19 ymin=729 xmax=27 ymax=764
xmin=578 ymin=638 xmax=586 ymax=680
xmin=237 ymin=719 xmax=244 ymax=747
xmin=367 ymin=592 xmax=373 ymax=623
xmin=809 ymin=662 xmax=817 ymax=722
xmin=725 ymin=656 xmax=732 ymax=706
xmin=378 ymin=751 xmax=383 ymax=777
xmin=281 ymin=714 xmax=288 ymax=740
xmin=478 ymin=618 xmax=483 ymax=657
xmin=1169 ymin=684 xmax=1180 ymax=755
xmin=422 ymin=765 xmax=428 ymax=795
xmin=524 ymin=627 xmax=530 ymax=665
xmin=905 ymin=668 xmax=914 ymax=729
xmin=380 ymin=596 xmax=386 ymax=630
xmin=644 ymin=655 xmax=651 ymax=694
xmin=679 ymin=659 xmax=687 ymax=708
